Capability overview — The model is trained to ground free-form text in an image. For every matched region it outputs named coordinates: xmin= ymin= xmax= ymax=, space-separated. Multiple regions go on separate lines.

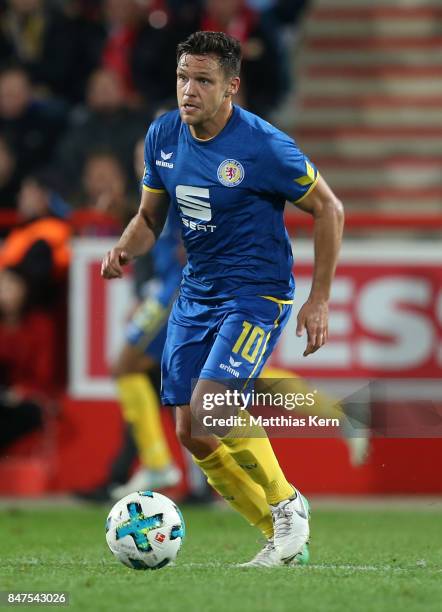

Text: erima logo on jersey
xmin=156 ymin=150 xmax=174 ymax=168
xmin=176 ymin=185 xmax=217 ymax=232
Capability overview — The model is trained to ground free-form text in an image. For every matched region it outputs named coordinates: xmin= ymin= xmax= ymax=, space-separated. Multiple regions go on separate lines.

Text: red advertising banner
xmin=69 ymin=239 xmax=442 ymax=398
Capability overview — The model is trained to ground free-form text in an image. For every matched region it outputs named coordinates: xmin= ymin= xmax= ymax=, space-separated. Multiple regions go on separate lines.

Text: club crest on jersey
xmin=217 ymin=159 xmax=244 ymax=187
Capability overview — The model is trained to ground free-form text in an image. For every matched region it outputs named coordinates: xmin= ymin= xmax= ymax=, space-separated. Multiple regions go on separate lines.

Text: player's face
xmin=177 ymin=54 xmax=239 ymax=130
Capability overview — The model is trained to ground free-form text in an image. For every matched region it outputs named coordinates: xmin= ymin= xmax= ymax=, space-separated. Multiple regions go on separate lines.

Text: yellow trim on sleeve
xmin=294 ymin=161 xmax=316 ymax=186
xmin=143 ymin=185 xmax=166 ymax=194
xmin=260 ymin=295 xmax=294 ymax=305
xmin=293 ymin=172 xmax=320 ymax=204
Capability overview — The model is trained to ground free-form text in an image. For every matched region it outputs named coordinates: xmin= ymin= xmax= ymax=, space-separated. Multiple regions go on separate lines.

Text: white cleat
xmin=237 ymin=539 xmax=282 ymax=568
xmin=238 ymin=538 xmax=310 ymax=568
xmin=271 ymin=490 xmax=310 ymax=564
xmin=110 ymin=464 xmax=181 ymax=500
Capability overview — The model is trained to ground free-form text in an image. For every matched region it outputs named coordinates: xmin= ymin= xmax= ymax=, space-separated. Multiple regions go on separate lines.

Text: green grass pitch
xmin=1 ymin=503 xmax=441 ymax=612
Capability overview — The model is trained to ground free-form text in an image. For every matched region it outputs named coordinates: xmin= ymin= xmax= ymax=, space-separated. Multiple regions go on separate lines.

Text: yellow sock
xmin=194 ymin=444 xmax=273 ymax=539
xmin=221 ymin=411 xmax=294 ymax=506
xmin=116 ymin=374 xmax=172 ymax=470
xmin=262 ymin=367 xmax=344 ymax=420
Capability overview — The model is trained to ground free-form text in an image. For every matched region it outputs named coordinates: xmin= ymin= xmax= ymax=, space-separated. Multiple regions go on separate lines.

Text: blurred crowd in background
xmin=0 ymin=0 xmax=309 ymax=213
xmin=0 ymin=0 xmax=309 ymax=452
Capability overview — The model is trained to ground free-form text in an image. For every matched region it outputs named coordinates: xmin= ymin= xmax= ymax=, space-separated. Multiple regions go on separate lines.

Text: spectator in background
xmin=0 ymin=170 xmax=71 ymax=387
xmin=100 ymin=0 xmax=147 ymax=102
xmin=0 ymin=135 xmax=21 ymax=210
xmin=131 ymin=1 xmax=200 ymax=109
xmin=0 ymin=66 xmax=66 ymax=183
xmin=0 ymin=0 xmax=104 ymax=103
xmin=55 ymin=68 xmax=148 ymax=197
xmin=166 ymin=0 xmax=203 ymax=34
xmin=0 ymin=0 xmax=65 ymax=81
xmin=71 ymin=151 xmax=134 ymax=236
xmin=51 ymin=0 xmax=107 ymax=104
xmin=0 ymin=171 xmax=71 ymax=309
xmin=259 ymin=0 xmax=310 ymax=108
xmin=200 ymin=0 xmax=286 ymax=117
xmin=270 ymin=0 xmax=310 ymax=25
xmin=0 ymin=263 xmax=56 ymax=450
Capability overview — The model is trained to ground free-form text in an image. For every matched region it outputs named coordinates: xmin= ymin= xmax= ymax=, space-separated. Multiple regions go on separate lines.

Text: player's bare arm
xmin=292 ymin=175 xmax=344 ymax=356
xmin=101 ymin=189 xmax=169 ymax=279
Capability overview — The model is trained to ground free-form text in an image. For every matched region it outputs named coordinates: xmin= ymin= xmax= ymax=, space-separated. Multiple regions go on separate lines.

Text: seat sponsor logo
xmin=176 ymin=185 xmax=214 ymax=222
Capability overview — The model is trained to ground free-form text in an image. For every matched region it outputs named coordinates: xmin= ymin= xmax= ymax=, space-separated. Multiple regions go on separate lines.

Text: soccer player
xmin=109 ymin=205 xmax=183 ymax=499
xmin=102 ymin=31 xmax=344 ymax=567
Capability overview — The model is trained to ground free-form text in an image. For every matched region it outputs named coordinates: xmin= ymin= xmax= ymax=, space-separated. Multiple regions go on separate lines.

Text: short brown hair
xmin=177 ymin=31 xmax=242 ymax=78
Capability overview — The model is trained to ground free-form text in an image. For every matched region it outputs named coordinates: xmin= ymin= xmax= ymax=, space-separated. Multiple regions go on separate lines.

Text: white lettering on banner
xmin=275 ymin=273 xmax=441 ymax=374
xmin=357 ymin=278 xmax=433 ymax=369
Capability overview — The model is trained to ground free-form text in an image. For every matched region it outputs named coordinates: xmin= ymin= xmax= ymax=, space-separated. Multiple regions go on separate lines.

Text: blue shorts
xmin=161 ymin=295 xmax=292 ymax=405
xmin=126 ymin=298 xmax=170 ymax=363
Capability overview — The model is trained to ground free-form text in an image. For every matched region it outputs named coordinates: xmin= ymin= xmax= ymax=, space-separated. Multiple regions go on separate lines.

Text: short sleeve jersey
xmin=143 ymin=105 xmax=319 ymax=300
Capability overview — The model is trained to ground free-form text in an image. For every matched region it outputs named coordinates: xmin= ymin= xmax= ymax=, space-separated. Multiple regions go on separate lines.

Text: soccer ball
xmin=105 ymin=491 xmax=185 ymax=570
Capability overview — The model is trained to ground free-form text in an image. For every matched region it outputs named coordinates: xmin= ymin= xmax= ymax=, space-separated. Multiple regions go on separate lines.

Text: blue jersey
xmin=143 ymin=105 xmax=319 ymax=301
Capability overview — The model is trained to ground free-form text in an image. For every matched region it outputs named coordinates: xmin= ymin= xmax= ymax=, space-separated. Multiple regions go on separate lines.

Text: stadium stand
xmin=292 ymin=0 xmax=442 ymax=215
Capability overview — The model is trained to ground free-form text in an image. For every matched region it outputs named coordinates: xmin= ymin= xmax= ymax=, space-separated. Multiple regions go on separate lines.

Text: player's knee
xmin=175 ymin=412 xmax=192 ymax=448
xmin=111 ymin=344 xmax=145 ymax=378
xmin=176 ymin=417 xmax=217 ymax=457
xmin=111 ymin=350 xmax=131 ymax=378
xmin=189 ymin=394 xmax=203 ymax=426
xmin=111 ymin=362 xmax=134 ymax=379
xmin=111 ymin=361 xmax=124 ymax=378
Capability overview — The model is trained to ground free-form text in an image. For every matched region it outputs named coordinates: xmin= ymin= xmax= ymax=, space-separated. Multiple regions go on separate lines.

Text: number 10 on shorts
xmin=232 ymin=321 xmax=266 ymax=364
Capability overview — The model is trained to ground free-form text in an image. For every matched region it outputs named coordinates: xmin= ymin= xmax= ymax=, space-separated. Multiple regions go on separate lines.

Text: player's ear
xmin=225 ymin=76 xmax=240 ymax=98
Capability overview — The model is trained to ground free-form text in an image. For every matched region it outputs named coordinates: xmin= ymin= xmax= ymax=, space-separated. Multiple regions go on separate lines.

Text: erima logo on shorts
xmin=219 ymin=356 xmax=242 ymax=378
xmin=176 ymin=185 xmax=217 ymax=232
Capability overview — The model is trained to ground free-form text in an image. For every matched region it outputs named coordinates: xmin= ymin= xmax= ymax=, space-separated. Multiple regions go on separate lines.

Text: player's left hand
xmin=296 ymin=300 xmax=329 ymax=356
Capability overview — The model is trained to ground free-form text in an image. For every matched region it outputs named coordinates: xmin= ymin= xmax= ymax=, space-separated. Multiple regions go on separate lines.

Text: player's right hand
xmin=101 ymin=247 xmax=131 ymax=279
xmin=296 ymin=299 xmax=329 ymax=357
